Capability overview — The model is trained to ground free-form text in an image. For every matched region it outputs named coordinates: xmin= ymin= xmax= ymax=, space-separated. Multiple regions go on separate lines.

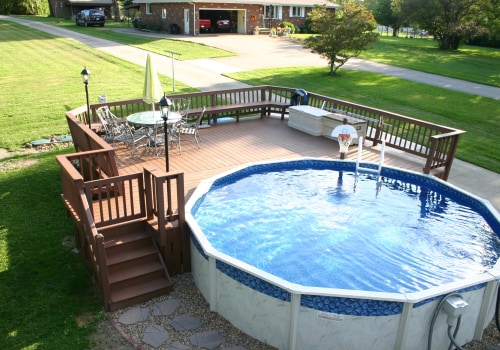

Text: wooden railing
xmin=60 ymin=113 xmax=189 ymax=270
xmin=77 ymin=85 xmax=463 ymax=180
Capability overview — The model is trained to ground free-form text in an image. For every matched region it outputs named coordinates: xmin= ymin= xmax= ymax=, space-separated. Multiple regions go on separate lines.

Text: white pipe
xmin=356 ymin=136 xmax=363 ymax=175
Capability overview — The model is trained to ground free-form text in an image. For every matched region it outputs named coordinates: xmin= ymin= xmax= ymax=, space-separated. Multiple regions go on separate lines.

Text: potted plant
xmin=270 ymin=27 xmax=277 ymax=37
xmin=253 ymin=26 xmax=260 ymax=35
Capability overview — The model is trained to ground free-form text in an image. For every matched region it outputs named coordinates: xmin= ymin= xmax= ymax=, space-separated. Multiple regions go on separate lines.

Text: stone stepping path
xmin=117 ymin=299 xmax=243 ymax=349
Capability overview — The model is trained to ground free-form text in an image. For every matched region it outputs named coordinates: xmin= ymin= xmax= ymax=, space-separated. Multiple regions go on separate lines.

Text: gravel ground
xmin=89 ymin=273 xmax=500 ymax=350
xmin=91 ymin=273 xmax=276 ymax=350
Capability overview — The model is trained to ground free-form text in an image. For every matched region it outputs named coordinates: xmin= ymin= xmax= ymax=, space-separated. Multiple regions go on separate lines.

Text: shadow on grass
xmin=0 ymin=146 xmax=103 ymax=349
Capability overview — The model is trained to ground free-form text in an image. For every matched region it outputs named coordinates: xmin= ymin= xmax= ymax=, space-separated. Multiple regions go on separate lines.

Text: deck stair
xmin=99 ymin=220 xmax=173 ymax=311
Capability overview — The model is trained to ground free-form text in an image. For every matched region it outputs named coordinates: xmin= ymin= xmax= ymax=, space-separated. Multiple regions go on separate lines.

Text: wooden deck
xmin=114 ymin=115 xmax=426 ymax=200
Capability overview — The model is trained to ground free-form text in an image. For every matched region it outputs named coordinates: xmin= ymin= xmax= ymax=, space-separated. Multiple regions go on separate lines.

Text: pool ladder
xmin=355 ymin=137 xmax=385 ymax=191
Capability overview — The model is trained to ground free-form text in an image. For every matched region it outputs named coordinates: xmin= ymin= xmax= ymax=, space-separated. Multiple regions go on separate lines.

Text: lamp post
xmin=80 ymin=66 xmax=91 ymax=129
xmin=159 ymin=93 xmax=173 ymax=172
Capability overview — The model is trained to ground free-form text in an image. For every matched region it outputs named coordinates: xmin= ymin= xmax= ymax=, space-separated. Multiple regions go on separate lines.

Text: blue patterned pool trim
xmin=301 ymin=295 xmax=403 ymax=316
xmin=412 ymin=283 xmax=487 ymax=308
xmin=217 ymin=260 xmax=292 ymax=302
xmin=191 ymin=230 xmax=488 ymax=317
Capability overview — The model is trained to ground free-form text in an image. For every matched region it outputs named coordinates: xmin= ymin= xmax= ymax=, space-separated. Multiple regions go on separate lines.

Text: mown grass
xmin=0 ymin=20 xmax=197 ymax=150
xmin=359 ymin=36 xmax=500 ymax=87
xmin=0 ymin=147 xmax=103 ymax=350
xmin=14 ymin=15 xmax=234 ymax=60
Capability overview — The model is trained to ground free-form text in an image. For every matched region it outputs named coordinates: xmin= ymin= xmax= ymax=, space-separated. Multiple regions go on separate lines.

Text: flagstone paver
xmin=166 ymin=341 xmax=192 ymax=350
xmin=142 ymin=324 xmax=170 ymax=348
xmin=189 ymin=330 xmax=225 ymax=350
xmin=118 ymin=306 xmax=150 ymax=325
xmin=168 ymin=315 xmax=202 ymax=331
xmin=152 ymin=298 xmax=181 ymax=316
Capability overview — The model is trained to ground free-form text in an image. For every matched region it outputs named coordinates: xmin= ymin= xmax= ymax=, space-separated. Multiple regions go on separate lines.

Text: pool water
xmin=193 ymin=168 xmax=500 ymax=294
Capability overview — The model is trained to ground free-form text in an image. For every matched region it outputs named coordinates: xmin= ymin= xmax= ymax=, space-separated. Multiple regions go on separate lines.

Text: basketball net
xmin=338 ymin=133 xmax=353 ymax=154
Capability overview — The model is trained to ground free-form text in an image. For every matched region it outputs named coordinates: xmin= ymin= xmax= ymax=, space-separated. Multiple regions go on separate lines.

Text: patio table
xmin=127 ymin=111 xmax=182 ymax=152
xmin=126 ymin=110 xmax=181 ymax=127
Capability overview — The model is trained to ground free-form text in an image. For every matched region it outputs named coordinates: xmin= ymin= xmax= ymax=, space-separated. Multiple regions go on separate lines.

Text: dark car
xmin=215 ymin=18 xmax=233 ymax=31
xmin=76 ymin=9 xmax=106 ymax=27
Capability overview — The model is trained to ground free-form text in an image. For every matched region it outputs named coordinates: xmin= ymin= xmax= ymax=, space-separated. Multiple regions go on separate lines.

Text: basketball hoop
xmin=331 ymin=124 xmax=358 ymax=159
xmin=338 ymin=134 xmax=353 ymax=154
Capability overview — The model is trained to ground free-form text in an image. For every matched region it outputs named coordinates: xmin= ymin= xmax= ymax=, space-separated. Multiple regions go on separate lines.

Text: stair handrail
xmin=56 ymin=153 xmax=111 ymax=308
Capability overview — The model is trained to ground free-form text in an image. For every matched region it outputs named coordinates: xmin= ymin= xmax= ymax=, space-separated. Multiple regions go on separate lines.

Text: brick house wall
xmin=137 ymin=2 xmax=320 ymax=35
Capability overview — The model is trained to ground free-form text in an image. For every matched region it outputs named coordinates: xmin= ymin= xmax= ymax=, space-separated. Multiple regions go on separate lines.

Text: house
xmin=130 ymin=0 xmax=339 ymax=35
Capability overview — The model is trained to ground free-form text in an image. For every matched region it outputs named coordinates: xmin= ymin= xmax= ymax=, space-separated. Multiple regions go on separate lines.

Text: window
xmin=146 ymin=3 xmax=152 ymax=15
xmin=264 ymin=5 xmax=281 ymax=19
xmin=162 ymin=9 xmax=166 ymax=19
xmin=290 ymin=6 xmax=304 ymax=17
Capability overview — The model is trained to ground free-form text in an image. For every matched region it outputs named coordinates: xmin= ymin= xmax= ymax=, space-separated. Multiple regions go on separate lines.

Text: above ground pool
xmin=186 ymin=159 xmax=500 ymax=350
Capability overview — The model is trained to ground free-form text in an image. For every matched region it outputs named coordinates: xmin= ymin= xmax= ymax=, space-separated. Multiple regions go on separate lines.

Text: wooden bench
xmin=188 ymin=101 xmax=289 ymax=124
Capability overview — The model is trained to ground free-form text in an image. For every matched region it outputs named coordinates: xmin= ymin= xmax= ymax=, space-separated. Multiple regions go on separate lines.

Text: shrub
xmin=279 ymin=21 xmax=296 ymax=34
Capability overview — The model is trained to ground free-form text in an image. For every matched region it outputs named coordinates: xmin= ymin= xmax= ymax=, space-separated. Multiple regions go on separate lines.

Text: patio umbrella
xmin=143 ymin=54 xmax=164 ymax=112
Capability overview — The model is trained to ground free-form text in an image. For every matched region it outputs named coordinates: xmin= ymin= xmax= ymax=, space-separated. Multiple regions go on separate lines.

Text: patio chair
xmin=169 ymin=98 xmax=190 ymax=122
xmin=96 ymin=106 xmax=128 ymax=147
xmin=118 ymin=123 xmax=148 ymax=156
xmin=178 ymin=107 xmax=206 ymax=152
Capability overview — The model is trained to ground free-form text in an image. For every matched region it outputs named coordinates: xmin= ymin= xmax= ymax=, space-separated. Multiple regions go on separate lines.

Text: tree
xmin=392 ymin=0 xmax=491 ymax=50
xmin=1 ymin=0 xmax=49 ymax=15
xmin=370 ymin=0 xmax=404 ymax=36
xmin=305 ymin=1 xmax=378 ymax=75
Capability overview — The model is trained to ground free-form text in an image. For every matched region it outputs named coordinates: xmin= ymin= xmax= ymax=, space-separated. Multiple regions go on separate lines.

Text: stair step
xmin=103 ymin=230 xmax=150 ymax=249
xmin=108 ymin=260 xmax=165 ymax=284
xmin=106 ymin=244 xmax=157 ymax=266
xmin=110 ymin=276 xmax=173 ymax=305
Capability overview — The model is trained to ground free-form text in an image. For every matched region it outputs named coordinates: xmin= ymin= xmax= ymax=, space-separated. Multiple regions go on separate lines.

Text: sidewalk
xmin=2 ymin=16 xmax=499 ymax=211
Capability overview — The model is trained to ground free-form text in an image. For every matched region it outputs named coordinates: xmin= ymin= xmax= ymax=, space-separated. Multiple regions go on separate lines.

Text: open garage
xmin=199 ymin=9 xmax=244 ymax=33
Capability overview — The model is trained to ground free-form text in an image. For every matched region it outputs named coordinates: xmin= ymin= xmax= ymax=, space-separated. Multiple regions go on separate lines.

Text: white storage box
xmin=288 ymin=106 xmax=329 ymax=136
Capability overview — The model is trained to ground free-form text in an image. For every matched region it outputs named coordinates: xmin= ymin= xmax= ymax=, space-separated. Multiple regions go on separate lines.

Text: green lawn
xmin=0 ymin=20 xmax=197 ymax=150
xmin=359 ymin=36 xmax=500 ymax=87
xmin=14 ymin=15 xmax=234 ymax=61
xmin=0 ymin=147 xmax=103 ymax=350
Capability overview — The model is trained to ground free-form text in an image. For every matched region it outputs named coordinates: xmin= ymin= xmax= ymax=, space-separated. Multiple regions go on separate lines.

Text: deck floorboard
xmin=114 ymin=116 xmax=425 ymax=200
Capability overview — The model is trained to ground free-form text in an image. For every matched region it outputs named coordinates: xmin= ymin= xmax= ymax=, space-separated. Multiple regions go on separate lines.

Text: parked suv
xmin=76 ymin=9 xmax=106 ymax=27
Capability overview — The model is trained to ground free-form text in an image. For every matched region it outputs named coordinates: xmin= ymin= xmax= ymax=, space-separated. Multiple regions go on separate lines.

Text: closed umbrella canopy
xmin=143 ymin=54 xmax=164 ymax=110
